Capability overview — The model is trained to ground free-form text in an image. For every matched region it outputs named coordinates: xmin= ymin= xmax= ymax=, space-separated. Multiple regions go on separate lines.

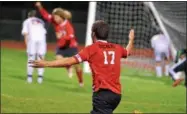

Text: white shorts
xmin=154 ymin=48 xmax=169 ymax=62
xmin=27 ymin=40 xmax=46 ymax=55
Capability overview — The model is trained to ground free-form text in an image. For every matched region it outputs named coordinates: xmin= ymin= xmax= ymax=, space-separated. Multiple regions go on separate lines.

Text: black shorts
xmin=90 ymin=89 xmax=121 ymax=114
xmin=56 ymin=47 xmax=78 ymax=57
xmin=171 ymin=59 xmax=187 ymax=87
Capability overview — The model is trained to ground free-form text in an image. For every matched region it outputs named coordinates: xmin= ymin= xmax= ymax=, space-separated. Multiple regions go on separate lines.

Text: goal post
xmin=83 ymin=2 xmax=186 ymax=73
xmin=83 ymin=2 xmax=97 ymax=73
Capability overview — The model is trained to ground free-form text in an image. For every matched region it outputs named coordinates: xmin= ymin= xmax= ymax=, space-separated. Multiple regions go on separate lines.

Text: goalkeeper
xmin=169 ymin=49 xmax=187 ymax=87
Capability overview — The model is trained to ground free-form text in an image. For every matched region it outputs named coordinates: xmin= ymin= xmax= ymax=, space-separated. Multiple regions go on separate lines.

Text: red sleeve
xmin=74 ymin=47 xmax=90 ymax=63
xmin=38 ymin=8 xmax=53 ymax=23
xmin=120 ymin=46 xmax=127 ymax=58
xmin=65 ymin=21 xmax=75 ymax=40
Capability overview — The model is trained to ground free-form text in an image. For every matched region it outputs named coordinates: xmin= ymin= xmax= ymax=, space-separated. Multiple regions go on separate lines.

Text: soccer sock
xmin=75 ymin=67 xmax=83 ymax=84
xmin=37 ymin=55 xmax=45 ymax=77
xmin=156 ymin=66 xmax=162 ymax=77
xmin=67 ymin=66 xmax=73 ymax=77
xmin=27 ymin=54 xmax=35 ymax=77
xmin=165 ymin=65 xmax=169 ymax=76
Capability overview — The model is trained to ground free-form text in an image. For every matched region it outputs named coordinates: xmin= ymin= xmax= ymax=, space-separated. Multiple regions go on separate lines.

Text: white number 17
xmin=103 ymin=51 xmax=115 ymax=64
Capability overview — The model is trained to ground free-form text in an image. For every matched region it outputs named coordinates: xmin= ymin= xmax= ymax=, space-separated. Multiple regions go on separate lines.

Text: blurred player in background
xmin=151 ymin=32 xmax=171 ymax=77
xmin=30 ymin=20 xmax=135 ymax=114
xmin=21 ymin=10 xmax=47 ymax=84
xmin=169 ymin=49 xmax=187 ymax=87
xmin=35 ymin=2 xmax=83 ymax=87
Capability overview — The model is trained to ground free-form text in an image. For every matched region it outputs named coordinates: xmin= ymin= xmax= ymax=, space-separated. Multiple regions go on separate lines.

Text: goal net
xmin=84 ymin=2 xmax=186 ymax=74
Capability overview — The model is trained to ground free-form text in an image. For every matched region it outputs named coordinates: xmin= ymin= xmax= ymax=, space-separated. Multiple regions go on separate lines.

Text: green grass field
xmin=1 ymin=48 xmax=186 ymax=113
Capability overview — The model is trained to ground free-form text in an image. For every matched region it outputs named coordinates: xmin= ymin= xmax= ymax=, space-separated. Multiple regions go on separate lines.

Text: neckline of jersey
xmin=97 ymin=40 xmax=107 ymax=43
xmin=60 ymin=19 xmax=67 ymax=26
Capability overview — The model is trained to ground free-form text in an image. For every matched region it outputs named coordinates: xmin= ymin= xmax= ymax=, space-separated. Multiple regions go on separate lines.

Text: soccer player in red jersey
xmin=30 ymin=20 xmax=135 ymax=114
xmin=35 ymin=2 xmax=83 ymax=87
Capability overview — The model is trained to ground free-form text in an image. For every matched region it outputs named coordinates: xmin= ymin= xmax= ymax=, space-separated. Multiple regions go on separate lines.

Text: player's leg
xmin=36 ymin=40 xmax=46 ymax=84
xmin=69 ymin=47 xmax=84 ymax=87
xmin=66 ymin=65 xmax=73 ymax=78
xmin=154 ymin=50 xmax=163 ymax=77
xmin=27 ymin=41 xmax=36 ymax=83
xmin=74 ymin=64 xmax=83 ymax=87
xmin=169 ymin=59 xmax=186 ymax=87
xmin=164 ymin=49 xmax=170 ymax=76
xmin=56 ymin=48 xmax=73 ymax=78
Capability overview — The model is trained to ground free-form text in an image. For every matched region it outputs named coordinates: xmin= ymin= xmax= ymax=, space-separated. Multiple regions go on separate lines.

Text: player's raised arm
xmin=126 ymin=29 xmax=135 ymax=55
xmin=35 ymin=2 xmax=53 ymax=22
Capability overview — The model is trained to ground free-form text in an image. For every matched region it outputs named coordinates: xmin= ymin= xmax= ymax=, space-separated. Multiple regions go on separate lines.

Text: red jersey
xmin=74 ymin=40 xmax=128 ymax=94
xmin=38 ymin=8 xmax=78 ymax=48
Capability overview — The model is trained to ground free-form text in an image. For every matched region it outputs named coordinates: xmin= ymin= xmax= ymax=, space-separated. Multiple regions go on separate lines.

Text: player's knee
xmin=74 ymin=64 xmax=82 ymax=71
xmin=28 ymin=54 xmax=35 ymax=61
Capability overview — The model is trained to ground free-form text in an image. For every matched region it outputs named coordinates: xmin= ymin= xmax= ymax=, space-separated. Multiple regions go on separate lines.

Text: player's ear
xmin=91 ymin=32 xmax=95 ymax=38
xmin=91 ymin=32 xmax=96 ymax=43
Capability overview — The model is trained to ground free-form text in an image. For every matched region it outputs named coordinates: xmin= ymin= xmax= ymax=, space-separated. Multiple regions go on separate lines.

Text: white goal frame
xmin=83 ymin=2 xmax=177 ymax=73
xmin=83 ymin=2 xmax=97 ymax=73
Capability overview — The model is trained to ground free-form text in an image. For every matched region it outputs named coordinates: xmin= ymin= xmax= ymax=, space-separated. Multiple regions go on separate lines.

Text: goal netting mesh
xmin=95 ymin=2 xmax=159 ymax=73
xmin=93 ymin=2 xmax=186 ymax=74
xmin=153 ymin=2 xmax=186 ymax=50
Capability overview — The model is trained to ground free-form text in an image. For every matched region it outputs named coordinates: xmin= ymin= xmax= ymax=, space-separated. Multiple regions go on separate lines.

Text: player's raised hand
xmin=35 ymin=2 xmax=42 ymax=8
xmin=129 ymin=29 xmax=135 ymax=41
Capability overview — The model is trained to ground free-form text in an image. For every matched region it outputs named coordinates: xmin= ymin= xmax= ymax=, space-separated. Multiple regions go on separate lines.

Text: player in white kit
xmin=151 ymin=32 xmax=170 ymax=77
xmin=21 ymin=10 xmax=47 ymax=84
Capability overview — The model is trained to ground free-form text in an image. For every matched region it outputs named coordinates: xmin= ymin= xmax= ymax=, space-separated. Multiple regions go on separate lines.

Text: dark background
xmin=0 ymin=2 xmax=89 ymax=44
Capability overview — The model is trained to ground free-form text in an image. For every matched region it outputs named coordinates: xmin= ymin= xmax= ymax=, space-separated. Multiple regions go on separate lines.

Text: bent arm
xmin=36 ymin=6 xmax=53 ymax=23
xmin=23 ymin=33 xmax=28 ymax=46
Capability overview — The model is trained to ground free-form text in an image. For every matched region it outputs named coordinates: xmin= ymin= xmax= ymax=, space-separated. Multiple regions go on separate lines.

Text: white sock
xmin=165 ymin=65 xmax=169 ymax=76
xmin=156 ymin=66 xmax=162 ymax=77
xmin=37 ymin=55 xmax=45 ymax=77
xmin=68 ymin=67 xmax=73 ymax=78
xmin=27 ymin=54 xmax=35 ymax=76
xmin=38 ymin=68 xmax=44 ymax=76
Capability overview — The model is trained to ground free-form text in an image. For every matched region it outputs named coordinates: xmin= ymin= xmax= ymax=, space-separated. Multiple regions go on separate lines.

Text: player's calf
xmin=37 ymin=54 xmax=45 ymax=84
xmin=74 ymin=65 xmax=84 ymax=87
xmin=27 ymin=54 xmax=35 ymax=83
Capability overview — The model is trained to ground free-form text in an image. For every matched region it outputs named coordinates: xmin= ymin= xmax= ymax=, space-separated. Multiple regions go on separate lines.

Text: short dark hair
xmin=28 ymin=10 xmax=36 ymax=17
xmin=92 ymin=20 xmax=109 ymax=40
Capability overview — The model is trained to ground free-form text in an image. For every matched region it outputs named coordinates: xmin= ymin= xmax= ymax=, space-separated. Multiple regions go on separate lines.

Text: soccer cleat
xmin=173 ymin=78 xmax=184 ymax=87
xmin=37 ymin=76 xmax=43 ymax=84
xmin=27 ymin=77 xmax=32 ymax=84
xmin=79 ymin=83 xmax=84 ymax=87
xmin=133 ymin=110 xmax=142 ymax=114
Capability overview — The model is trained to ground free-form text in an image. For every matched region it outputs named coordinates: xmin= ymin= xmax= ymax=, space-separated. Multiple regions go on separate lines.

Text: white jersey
xmin=21 ymin=17 xmax=46 ymax=41
xmin=151 ymin=34 xmax=170 ymax=52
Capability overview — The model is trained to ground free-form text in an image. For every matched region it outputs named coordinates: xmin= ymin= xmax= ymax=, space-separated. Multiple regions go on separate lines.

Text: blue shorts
xmin=56 ymin=47 xmax=78 ymax=57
